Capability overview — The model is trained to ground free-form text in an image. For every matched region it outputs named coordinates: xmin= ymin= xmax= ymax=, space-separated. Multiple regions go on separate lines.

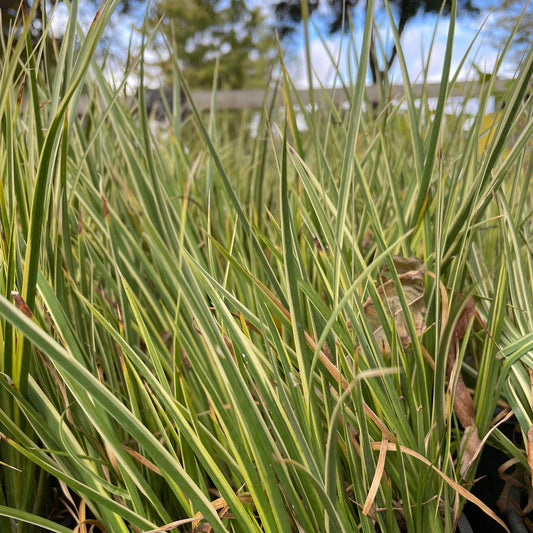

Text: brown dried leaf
xmin=363 ymin=438 xmax=388 ymax=516
xmin=192 ymin=492 xmax=254 ymax=530
xmin=459 ymin=425 xmax=481 ymax=477
xmin=363 ymin=256 xmax=426 ymax=355
xmin=452 ymin=297 xmax=476 ymax=342
xmin=144 ymin=494 xmax=254 ymax=533
xmin=446 ymin=297 xmax=484 ymax=477
xmin=454 ymin=377 xmax=476 ymax=429
xmin=143 ymin=517 xmax=199 ymax=532
xmin=370 ymin=441 xmax=510 ymax=532
xmin=123 ymin=445 xmax=161 ymax=475
xmin=446 ymin=299 xmax=477 ymax=425
xmin=11 ymin=291 xmax=33 ymax=318
xmin=460 ymin=409 xmax=514 ymax=478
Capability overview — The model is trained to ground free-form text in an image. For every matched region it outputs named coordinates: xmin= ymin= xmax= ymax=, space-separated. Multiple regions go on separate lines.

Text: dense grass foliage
xmin=1 ymin=1 xmax=532 ymax=532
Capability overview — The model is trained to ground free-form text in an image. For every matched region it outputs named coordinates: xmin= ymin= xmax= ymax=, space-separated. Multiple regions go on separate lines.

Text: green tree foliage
xmin=0 ymin=1 xmax=58 ymax=80
xmin=0 ymin=0 xmax=135 ymax=32
xmin=151 ymin=0 xmax=278 ymax=89
xmin=0 ymin=1 xmax=136 ymax=61
xmin=274 ymin=0 xmax=479 ymax=82
xmin=488 ymin=0 xmax=533 ymax=61
xmin=1 ymin=1 xmax=49 ymax=42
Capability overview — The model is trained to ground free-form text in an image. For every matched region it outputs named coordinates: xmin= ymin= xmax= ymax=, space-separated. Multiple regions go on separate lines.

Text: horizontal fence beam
xmin=176 ymin=78 xmax=511 ymax=112
xmin=76 ymin=78 xmax=513 ymax=116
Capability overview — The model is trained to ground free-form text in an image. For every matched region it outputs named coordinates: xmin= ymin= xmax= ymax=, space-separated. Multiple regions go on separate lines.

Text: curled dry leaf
xmin=454 ymin=362 xmax=481 ymax=478
xmin=144 ymin=493 xmax=254 ymax=533
xmin=451 ymin=297 xmax=476 ymax=343
xmin=370 ymin=441 xmax=510 ymax=532
xmin=363 ymin=256 xmax=426 ymax=355
xmin=192 ymin=492 xmax=254 ymax=531
xmin=363 ymin=438 xmax=388 ymax=517
xmin=11 ymin=291 xmax=33 ymax=318
xmin=448 ymin=297 xmax=480 ymax=476
xmin=459 ymin=425 xmax=481 ymax=478
xmin=454 ymin=379 xmax=476 ymax=429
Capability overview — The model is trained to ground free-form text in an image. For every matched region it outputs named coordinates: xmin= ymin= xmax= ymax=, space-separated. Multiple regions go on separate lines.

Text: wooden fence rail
xmin=144 ymin=78 xmax=512 ymax=114
xmin=75 ymin=78 xmax=514 ymax=116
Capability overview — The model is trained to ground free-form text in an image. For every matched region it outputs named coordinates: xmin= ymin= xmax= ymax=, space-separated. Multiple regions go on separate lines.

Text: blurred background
xmin=1 ymin=0 xmax=531 ymax=91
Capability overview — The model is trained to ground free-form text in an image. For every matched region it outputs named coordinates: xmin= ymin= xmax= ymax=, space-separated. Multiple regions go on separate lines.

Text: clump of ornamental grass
xmin=1 ymin=1 xmax=532 ymax=532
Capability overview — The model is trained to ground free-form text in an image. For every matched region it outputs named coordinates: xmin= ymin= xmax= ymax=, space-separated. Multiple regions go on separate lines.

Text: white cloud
xmin=50 ymin=1 xmax=520 ymax=91
xmin=288 ymin=35 xmax=346 ymax=88
xmin=49 ymin=1 xmax=98 ymax=37
xmin=49 ymin=2 xmax=70 ymax=37
xmin=285 ymin=9 xmax=521 ymax=89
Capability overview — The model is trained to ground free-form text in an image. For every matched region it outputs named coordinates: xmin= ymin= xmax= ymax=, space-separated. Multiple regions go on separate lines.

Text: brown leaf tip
xmin=11 ymin=291 xmax=33 ymax=318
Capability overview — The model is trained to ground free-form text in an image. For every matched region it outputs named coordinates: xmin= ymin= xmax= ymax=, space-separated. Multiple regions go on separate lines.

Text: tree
xmin=273 ymin=0 xmax=479 ymax=83
xmin=149 ymin=0 xmax=278 ymax=90
xmin=488 ymin=0 xmax=533 ymax=61
xmin=1 ymin=1 xmax=47 ymax=41
xmin=0 ymin=1 xmax=138 ymax=44
xmin=0 ymin=1 xmax=137 ymax=57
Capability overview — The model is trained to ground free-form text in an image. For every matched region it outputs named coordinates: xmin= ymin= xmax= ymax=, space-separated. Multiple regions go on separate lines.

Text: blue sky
xmin=286 ymin=6 xmax=515 ymax=88
xmin=49 ymin=1 xmax=518 ymax=89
